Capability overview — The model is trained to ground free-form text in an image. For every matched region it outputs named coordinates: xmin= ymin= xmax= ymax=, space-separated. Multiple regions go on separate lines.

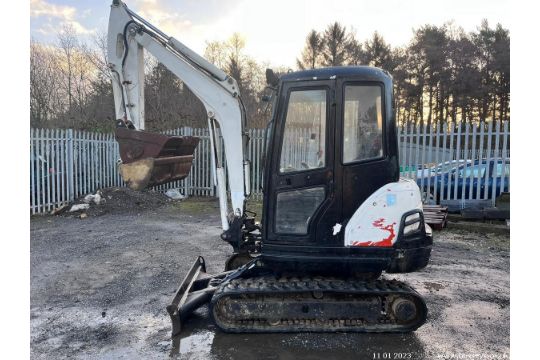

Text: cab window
xmin=279 ymin=89 xmax=327 ymax=173
xmin=343 ymin=85 xmax=384 ymax=163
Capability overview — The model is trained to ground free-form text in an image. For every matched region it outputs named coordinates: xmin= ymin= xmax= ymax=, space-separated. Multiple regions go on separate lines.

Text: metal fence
xmin=30 ymin=120 xmax=509 ymax=214
xmin=30 ymin=127 xmax=266 ymax=214
xmin=398 ymin=120 xmax=510 ymax=210
xmin=31 ymin=129 xmax=121 ymax=214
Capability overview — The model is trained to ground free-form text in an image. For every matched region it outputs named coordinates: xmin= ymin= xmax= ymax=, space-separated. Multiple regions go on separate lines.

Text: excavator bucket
xmin=115 ymin=127 xmax=200 ymax=190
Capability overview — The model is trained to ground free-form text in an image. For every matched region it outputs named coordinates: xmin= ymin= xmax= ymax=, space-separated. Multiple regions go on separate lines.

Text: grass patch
xmin=171 ymin=197 xmax=220 ymax=215
xmin=170 ymin=197 xmax=263 ymax=221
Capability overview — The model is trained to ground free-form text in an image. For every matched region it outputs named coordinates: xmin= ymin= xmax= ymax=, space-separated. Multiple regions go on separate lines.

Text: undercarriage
xmin=212 ymin=275 xmax=427 ymax=333
xmin=167 ymin=255 xmax=428 ymax=336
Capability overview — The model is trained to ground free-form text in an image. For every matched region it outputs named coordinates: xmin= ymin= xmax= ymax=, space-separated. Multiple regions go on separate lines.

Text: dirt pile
xmin=61 ymin=187 xmax=172 ymax=217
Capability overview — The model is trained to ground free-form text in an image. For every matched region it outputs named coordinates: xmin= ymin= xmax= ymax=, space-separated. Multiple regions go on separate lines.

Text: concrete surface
xmin=31 ymin=195 xmax=510 ymax=359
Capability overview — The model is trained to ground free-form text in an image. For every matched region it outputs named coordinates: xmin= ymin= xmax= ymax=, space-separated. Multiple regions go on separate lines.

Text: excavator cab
xmin=260 ymin=67 xmax=432 ymax=275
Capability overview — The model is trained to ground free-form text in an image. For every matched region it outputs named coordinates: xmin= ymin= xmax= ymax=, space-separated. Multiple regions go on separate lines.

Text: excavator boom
xmin=108 ymin=0 xmax=249 ymax=229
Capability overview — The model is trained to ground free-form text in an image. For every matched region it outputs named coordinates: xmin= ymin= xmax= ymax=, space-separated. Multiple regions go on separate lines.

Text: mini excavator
xmin=107 ymin=0 xmax=433 ymax=335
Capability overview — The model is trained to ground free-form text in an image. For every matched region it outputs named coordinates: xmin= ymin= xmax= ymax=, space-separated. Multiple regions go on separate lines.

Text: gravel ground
xmin=31 ymin=191 xmax=510 ymax=359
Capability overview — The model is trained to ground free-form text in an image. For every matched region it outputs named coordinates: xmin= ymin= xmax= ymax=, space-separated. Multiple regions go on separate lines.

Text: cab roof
xmin=279 ymin=66 xmax=391 ymax=83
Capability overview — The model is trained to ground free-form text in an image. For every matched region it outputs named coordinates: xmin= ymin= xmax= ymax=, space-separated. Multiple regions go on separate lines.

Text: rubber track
xmin=210 ymin=275 xmax=427 ymax=333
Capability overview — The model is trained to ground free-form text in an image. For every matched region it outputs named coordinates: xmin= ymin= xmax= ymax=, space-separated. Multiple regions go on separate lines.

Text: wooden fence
xmin=30 ymin=121 xmax=509 ymax=214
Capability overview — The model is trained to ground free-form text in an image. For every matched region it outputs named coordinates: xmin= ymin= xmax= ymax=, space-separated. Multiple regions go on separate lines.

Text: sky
xmin=30 ymin=0 xmax=511 ymax=68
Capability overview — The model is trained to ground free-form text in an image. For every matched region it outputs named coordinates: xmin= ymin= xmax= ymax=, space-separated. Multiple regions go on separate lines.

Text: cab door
xmin=335 ymin=79 xmax=399 ymax=224
xmin=263 ymin=80 xmax=337 ymax=245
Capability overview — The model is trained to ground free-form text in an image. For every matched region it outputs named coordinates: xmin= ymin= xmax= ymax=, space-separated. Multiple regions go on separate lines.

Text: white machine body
xmin=344 ymin=178 xmax=424 ymax=247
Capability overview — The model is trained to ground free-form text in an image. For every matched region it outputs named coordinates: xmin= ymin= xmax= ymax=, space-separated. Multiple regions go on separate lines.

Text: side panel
xmin=344 ymin=179 xmax=423 ymax=247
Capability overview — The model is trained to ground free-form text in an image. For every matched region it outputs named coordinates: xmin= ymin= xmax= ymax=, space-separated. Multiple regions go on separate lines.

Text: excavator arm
xmin=107 ymin=0 xmax=250 ymax=230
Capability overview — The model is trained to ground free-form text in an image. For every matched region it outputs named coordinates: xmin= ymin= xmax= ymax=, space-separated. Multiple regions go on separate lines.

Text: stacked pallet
xmin=423 ymin=205 xmax=448 ymax=230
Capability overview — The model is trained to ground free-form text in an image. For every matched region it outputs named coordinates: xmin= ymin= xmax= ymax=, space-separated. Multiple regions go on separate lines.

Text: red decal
xmin=351 ymin=218 xmax=396 ymax=247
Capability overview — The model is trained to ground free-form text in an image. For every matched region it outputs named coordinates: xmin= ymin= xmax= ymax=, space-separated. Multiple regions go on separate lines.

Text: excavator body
xmin=106 ymin=0 xmax=432 ymax=337
xmin=206 ymin=67 xmax=432 ymax=334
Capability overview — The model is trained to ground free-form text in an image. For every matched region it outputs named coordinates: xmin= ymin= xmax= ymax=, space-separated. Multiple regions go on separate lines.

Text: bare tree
xmin=57 ymin=24 xmax=77 ymax=113
xmin=202 ymin=34 xmax=267 ymax=128
xmin=30 ymin=40 xmax=62 ymax=127
xmin=204 ymin=40 xmax=227 ymax=69
xmin=88 ymin=31 xmax=113 ymax=82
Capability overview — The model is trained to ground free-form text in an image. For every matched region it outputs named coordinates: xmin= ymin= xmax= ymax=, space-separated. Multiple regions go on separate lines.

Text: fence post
xmin=67 ymin=129 xmax=74 ymax=202
xmin=185 ymin=127 xmax=193 ymax=196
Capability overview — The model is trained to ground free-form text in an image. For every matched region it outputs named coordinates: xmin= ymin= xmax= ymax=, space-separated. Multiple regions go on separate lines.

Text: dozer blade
xmin=166 ymin=256 xmax=233 ymax=337
xmin=115 ymin=127 xmax=199 ymax=190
